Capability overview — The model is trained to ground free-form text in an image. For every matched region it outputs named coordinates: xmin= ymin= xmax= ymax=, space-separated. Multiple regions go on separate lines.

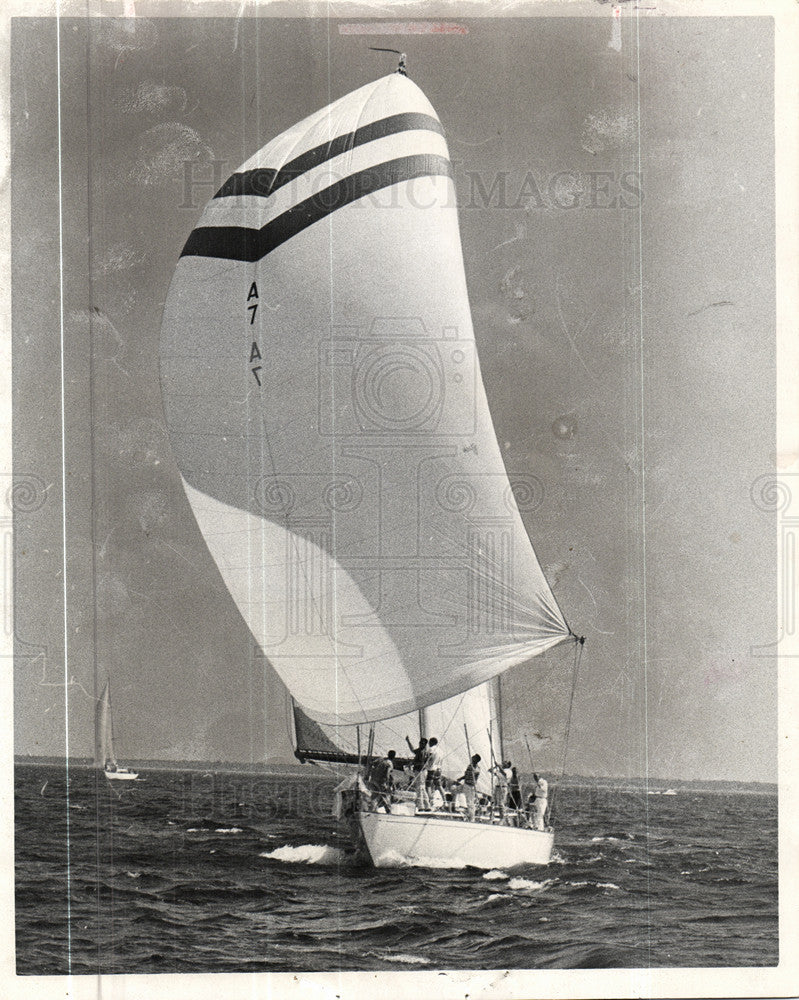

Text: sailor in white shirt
xmin=426 ymin=737 xmax=444 ymax=805
xmin=531 ymin=773 xmax=549 ymax=831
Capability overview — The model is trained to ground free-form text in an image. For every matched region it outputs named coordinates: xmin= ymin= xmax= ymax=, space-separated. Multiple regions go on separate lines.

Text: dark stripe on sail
xmin=181 ymin=153 xmax=454 ymax=263
xmin=214 ymin=112 xmax=444 ymax=200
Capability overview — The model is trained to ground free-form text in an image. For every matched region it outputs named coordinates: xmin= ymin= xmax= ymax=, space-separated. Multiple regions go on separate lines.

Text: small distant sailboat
xmin=95 ymin=678 xmax=139 ymax=781
xmin=160 ymin=59 xmax=584 ymax=868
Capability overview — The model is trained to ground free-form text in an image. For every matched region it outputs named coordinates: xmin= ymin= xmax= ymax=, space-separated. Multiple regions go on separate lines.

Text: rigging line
xmin=430 ymin=690 xmax=468 ymax=741
xmin=634 ymin=7 xmax=652 ymax=968
xmin=56 ymin=6 xmax=73 ymax=973
xmin=83 ymin=6 xmax=105 ymax=946
xmin=548 ymin=637 xmax=584 ymax=826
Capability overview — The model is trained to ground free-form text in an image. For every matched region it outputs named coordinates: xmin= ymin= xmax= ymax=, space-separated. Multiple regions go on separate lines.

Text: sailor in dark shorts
xmin=507 ymin=766 xmax=522 ymax=811
xmin=405 ymin=735 xmax=429 ymax=775
xmin=405 ymin=735 xmax=431 ymax=809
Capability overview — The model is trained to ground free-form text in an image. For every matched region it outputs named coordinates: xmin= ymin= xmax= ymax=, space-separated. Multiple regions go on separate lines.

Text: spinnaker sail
xmin=160 ymin=73 xmax=571 ymax=750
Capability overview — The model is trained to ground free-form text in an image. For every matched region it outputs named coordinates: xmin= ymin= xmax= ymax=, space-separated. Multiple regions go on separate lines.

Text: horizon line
xmin=13 ymin=754 xmax=778 ymax=787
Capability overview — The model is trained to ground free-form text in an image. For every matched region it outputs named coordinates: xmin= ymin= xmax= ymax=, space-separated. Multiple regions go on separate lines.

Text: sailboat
xmin=95 ymin=678 xmax=139 ymax=781
xmin=160 ymin=61 xmax=582 ymax=867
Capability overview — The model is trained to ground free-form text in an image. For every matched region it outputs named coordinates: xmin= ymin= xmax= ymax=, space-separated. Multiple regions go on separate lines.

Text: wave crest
xmin=507 ymin=877 xmax=553 ymax=892
xmin=260 ymin=844 xmax=349 ymax=865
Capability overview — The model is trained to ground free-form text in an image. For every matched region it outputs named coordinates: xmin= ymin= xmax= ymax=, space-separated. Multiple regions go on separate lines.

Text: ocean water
xmin=15 ymin=764 xmax=777 ymax=974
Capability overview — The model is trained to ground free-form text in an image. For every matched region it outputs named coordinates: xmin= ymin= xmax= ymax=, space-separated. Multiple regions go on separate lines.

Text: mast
xmin=494 ymin=675 xmax=504 ymax=764
xmin=106 ymin=677 xmax=116 ymax=766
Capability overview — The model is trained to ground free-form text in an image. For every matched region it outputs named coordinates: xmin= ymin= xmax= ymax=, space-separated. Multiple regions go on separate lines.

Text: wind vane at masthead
xmin=369 ymin=47 xmax=408 ymax=76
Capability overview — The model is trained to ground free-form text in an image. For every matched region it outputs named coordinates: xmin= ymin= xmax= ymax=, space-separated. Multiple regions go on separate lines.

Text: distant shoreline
xmin=13 ymin=755 xmax=778 ymax=794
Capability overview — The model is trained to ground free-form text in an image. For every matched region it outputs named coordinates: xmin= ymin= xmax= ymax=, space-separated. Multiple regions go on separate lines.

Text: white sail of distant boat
xmin=160 ymin=64 xmax=582 ymax=866
xmin=95 ymin=678 xmax=139 ymax=781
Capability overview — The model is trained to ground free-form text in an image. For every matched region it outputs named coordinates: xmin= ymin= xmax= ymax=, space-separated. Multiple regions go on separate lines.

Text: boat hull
xmin=104 ymin=769 xmax=139 ymax=781
xmin=357 ymin=811 xmax=554 ymax=869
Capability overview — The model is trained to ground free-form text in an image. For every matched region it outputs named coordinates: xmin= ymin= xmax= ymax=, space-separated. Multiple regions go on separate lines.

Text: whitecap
xmin=590 ymin=836 xmax=621 ymax=843
xmin=486 ymin=893 xmax=506 ymax=902
xmin=507 ymin=877 xmax=552 ymax=892
xmin=126 ymin=871 xmax=141 ymax=879
xmin=568 ymin=880 xmax=589 ymax=887
xmin=214 ymin=827 xmax=242 ymax=834
xmin=380 ymin=954 xmax=430 ymax=966
xmin=483 ymin=869 xmax=509 ymax=881
xmin=596 ymin=882 xmax=621 ymax=890
xmin=260 ymin=844 xmax=348 ymax=865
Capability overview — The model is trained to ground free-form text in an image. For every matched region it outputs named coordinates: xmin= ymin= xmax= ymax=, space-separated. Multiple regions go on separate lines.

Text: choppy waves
xmin=14 ymin=766 xmax=778 ymax=973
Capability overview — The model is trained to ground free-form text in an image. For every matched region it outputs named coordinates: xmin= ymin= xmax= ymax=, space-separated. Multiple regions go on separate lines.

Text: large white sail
xmin=160 ymin=74 xmax=571 ymax=729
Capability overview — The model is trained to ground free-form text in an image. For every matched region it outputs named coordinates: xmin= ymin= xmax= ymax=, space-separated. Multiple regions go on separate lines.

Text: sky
xmin=11 ymin=13 xmax=777 ymax=781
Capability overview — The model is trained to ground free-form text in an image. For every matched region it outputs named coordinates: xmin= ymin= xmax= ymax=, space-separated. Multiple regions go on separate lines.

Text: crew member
xmin=406 ymin=736 xmax=431 ymax=810
xmin=507 ymin=766 xmax=522 ymax=812
xmin=426 ymin=737 xmax=445 ymax=807
xmin=456 ymin=754 xmax=482 ymax=822
xmin=530 ymin=772 xmax=548 ymax=830
xmin=370 ymin=750 xmax=397 ymax=813
xmin=490 ymin=759 xmax=513 ymax=819
xmin=405 ymin=735 xmax=429 ymax=773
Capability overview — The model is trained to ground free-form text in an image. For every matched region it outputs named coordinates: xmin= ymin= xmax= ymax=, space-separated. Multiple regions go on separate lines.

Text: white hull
xmin=104 ymin=768 xmax=139 ymax=781
xmin=357 ymin=811 xmax=554 ymax=869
